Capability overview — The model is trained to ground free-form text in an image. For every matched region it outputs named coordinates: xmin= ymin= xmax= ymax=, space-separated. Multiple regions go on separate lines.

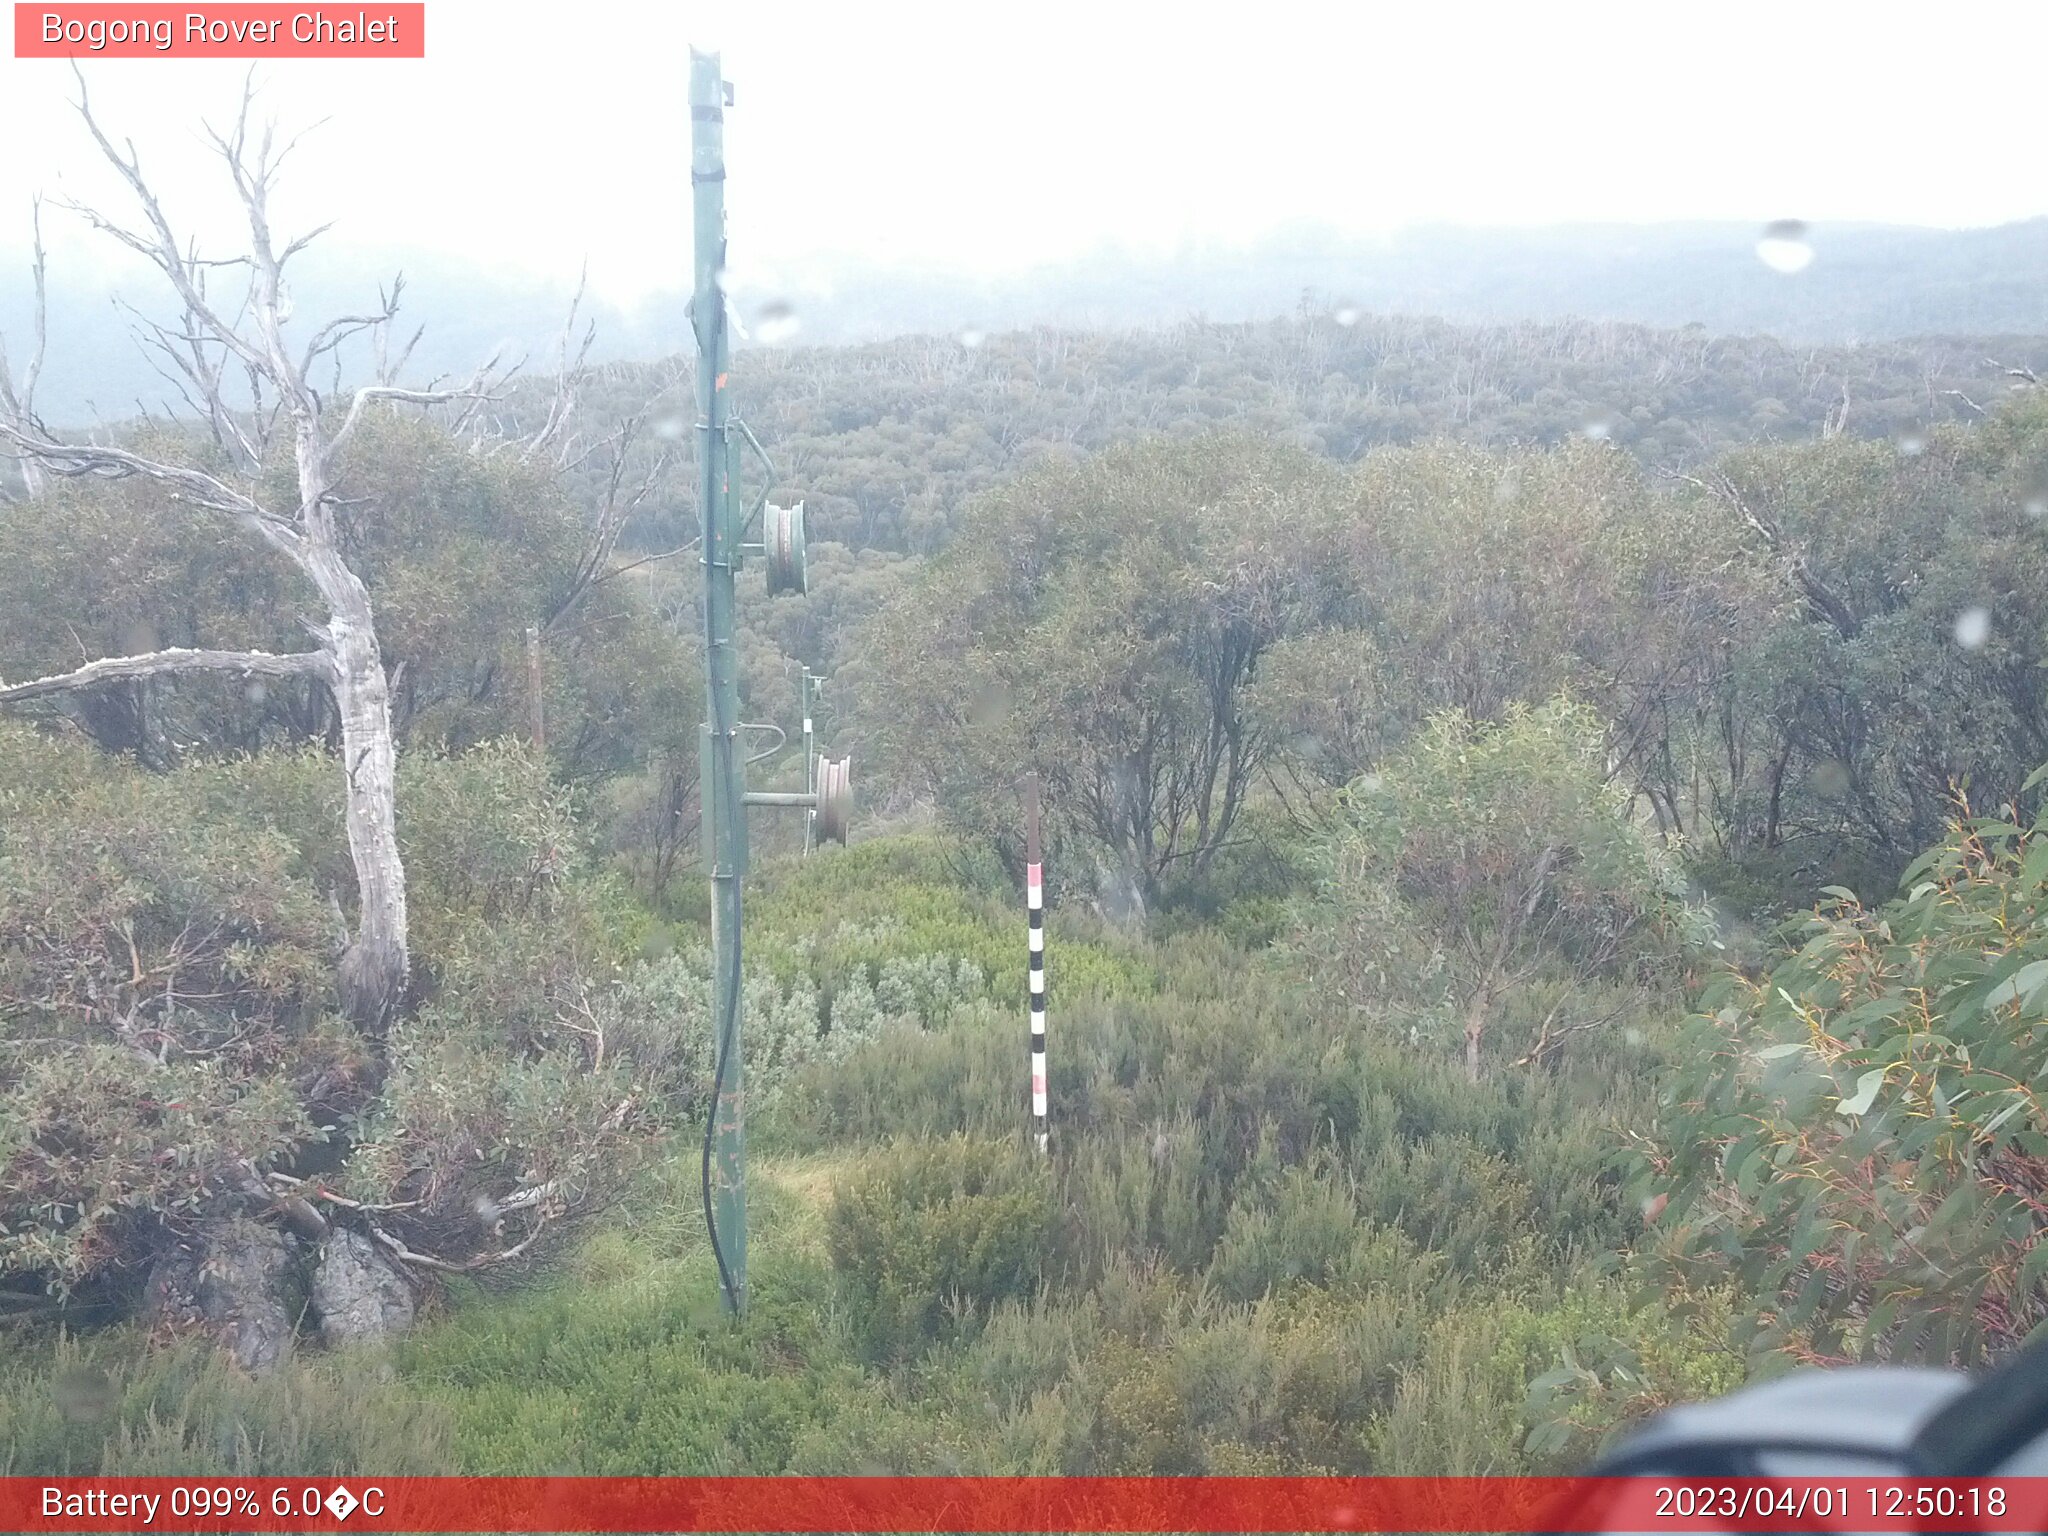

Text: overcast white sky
xmin=2 ymin=0 xmax=2045 ymax=304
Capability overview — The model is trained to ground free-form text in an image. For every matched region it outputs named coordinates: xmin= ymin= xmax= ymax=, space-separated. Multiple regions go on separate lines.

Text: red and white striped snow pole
xmin=1025 ymin=773 xmax=1048 ymax=1152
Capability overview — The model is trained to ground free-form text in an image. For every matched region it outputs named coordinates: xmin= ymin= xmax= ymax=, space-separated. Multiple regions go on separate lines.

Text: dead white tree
xmin=0 ymin=78 xmax=508 ymax=1029
xmin=0 ymin=197 xmax=47 ymax=501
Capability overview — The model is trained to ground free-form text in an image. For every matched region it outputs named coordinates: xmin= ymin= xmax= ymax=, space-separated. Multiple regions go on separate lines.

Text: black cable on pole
xmin=700 ymin=880 xmax=741 ymax=1308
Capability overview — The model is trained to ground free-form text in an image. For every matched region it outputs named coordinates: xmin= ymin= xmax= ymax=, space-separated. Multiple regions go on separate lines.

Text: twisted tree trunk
xmin=322 ymin=568 xmax=409 ymax=1027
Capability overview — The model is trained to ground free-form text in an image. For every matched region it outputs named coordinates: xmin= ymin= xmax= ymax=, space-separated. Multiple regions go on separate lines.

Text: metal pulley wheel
xmin=764 ymin=500 xmax=808 ymax=596
xmin=814 ymin=755 xmax=852 ymax=845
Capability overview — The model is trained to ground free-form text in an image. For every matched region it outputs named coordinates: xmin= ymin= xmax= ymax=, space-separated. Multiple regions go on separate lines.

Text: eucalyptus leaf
xmin=1987 ymin=959 xmax=2048 ymax=1012
xmin=1754 ymin=1042 xmax=1813 ymax=1061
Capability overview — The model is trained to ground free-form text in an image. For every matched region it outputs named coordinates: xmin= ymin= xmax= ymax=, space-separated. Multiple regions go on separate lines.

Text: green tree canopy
xmin=0 ymin=411 xmax=695 ymax=789
xmin=1295 ymin=699 xmax=1691 ymax=1079
xmin=853 ymin=433 xmax=1348 ymax=913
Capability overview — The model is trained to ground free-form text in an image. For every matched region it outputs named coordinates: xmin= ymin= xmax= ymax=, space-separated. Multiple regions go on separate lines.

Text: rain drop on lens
xmin=1954 ymin=607 xmax=1991 ymax=651
xmin=53 ymin=1366 xmax=113 ymax=1423
xmin=1896 ymin=430 xmax=1927 ymax=457
xmin=969 ymin=680 xmax=1014 ymax=727
xmin=959 ymin=328 xmax=986 ymax=350
xmin=2022 ymin=467 xmax=2048 ymax=517
xmin=1755 ymin=219 xmax=1814 ymax=274
xmin=1333 ymin=306 xmax=1360 ymax=327
xmin=1581 ymin=417 xmax=1614 ymax=442
xmin=652 ymin=415 xmax=687 ymax=442
xmin=754 ymin=300 xmax=800 ymax=345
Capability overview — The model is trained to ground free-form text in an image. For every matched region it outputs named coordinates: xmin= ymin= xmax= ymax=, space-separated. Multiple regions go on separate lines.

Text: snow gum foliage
xmin=1290 ymin=699 xmax=1696 ymax=1073
xmin=854 ymin=434 xmax=1350 ymax=905
xmin=0 ymin=726 xmax=337 ymax=1289
xmin=1637 ymin=782 xmax=2048 ymax=1368
xmin=0 ymin=729 xmax=660 ymax=1290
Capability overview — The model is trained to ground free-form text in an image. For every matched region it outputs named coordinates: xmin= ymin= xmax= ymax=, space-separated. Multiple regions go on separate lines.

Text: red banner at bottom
xmin=9 ymin=1476 xmax=2048 ymax=1533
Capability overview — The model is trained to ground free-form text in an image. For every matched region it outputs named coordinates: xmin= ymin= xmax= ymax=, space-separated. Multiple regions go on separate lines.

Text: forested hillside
xmin=5 ymin=175 xmax=2048 ymax=1476
xmin=544 ymin=312 xmax=2048 ymax=559
xmin=19 ymin=219 xmax=2048 ymax=420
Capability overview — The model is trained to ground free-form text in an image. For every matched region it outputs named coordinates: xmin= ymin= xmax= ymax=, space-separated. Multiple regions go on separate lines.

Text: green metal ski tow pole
xmin=691 ymin=45 xmax=747 ymax=1317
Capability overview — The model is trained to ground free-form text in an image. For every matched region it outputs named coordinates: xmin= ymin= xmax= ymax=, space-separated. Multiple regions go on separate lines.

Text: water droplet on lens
xmin=1333 ymin=306 xmax=1360 ymax=327
xmin=52 ymin=1367 xmax=113 ymax=1423
xmin=959 ymin=328 xmax=985 ymax=349
xmin=753 ymin=299 xmax=800 ymax=345
xmin=968 ymin=680 xmax=1013 ymax=727
xmin=652 ymin=414 xmax=687 ymax=442
xmin=1896 ymin=429 xmax=1927 ymax=457
xmin=1286 ymin=731 xmax=1327 ymax=762
xmin=1812 ymin=758 xmax=1851 ymax=797
xmin=1581 ymin=417 xmax=1614 ymax=442
xmin=1756 ymin=219 xmax=1814 ymax=274
xmin=1955 ymin=606 xmax=1991 ymax=650
xmin=2021 ymin=466 xmax=2048 ymax=517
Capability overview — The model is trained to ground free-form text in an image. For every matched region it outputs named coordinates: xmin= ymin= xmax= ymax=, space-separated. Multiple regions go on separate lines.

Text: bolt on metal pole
xmin=691 ymin=46 xmax=746 ymax=1316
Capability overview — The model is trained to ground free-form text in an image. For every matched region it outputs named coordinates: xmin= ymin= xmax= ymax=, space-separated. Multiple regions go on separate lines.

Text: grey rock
xmin=311 ymin=1228 xmax=415 ymax=1346
xmin=145 ymin=1217 xmax=297 ymax=1375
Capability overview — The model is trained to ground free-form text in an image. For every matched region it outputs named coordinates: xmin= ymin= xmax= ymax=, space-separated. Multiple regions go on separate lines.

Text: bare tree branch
xmin=0 ymin=419 xmax=303 ymax=562
xmin=375 ymin=298 xmax=425 ymax=387
xmin=264 ymin=1170 xmax=421 ymax=1214
xmin=521 ymin=264 xmax=596 ymax=466
xmin=543 ymin=413 xmax=672 ymax=633
xmin=300 ymin=280 xmax=402 ymax=380
xmin=594 ymin=539 xmax=699 ymax=584
xmin=277 ymin=218 xmax=336 ymax=266
xmin=1666 ymin=466 xmax=1861 ymax=641
xmin=493 ymin=1180 xmax=561 ymax=1216
xmin=1513 ymin=1003 xmax=1629 ymax=1069
xmin=366 ymin=1216 xmax=550 ymax=1275
xmin=65 ymin=67 xmax=273 ymax=381
xmin=325 ymin=351 xmax=507 ymax=469
xmin=0 ymin=646 xmax=331 ymax=705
